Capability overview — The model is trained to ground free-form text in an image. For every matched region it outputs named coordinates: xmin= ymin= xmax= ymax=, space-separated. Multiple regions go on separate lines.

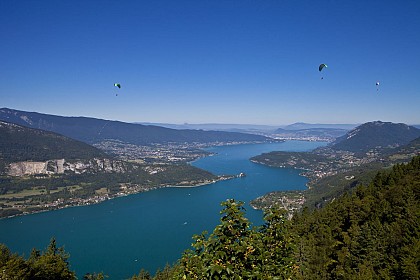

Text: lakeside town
xmin=251 ymin=146 xmax=390 ymax=186
xmin=94 ymin=139 xmax=280 ymax=163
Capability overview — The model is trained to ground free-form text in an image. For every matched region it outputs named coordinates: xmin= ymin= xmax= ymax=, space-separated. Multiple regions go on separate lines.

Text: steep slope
xmin=330 ymin=121 xmax=420 ymax=153
xmin=292 ymin=155 xmax=420 ymax=279
xmin=395 ymin=136 xmax=420 ymax=153
xmin=0 ymin=108 xmax=272 ymax=145
xmin=0 ymin=121 xmax=107 ymax=163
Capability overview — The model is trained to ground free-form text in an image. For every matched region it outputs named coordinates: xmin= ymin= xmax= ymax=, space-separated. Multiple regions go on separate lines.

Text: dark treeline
xmin=290 ymin=155 xmax=420 ymax=279
xmin=1 ymin=155 xmax=419 ymax=279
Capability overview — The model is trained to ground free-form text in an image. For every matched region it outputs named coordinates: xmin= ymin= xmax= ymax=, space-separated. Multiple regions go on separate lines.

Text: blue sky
xmin=1 ymin=0 xmax=419 ymax=125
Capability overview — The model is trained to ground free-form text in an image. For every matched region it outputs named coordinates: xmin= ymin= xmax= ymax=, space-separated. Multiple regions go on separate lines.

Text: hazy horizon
xmin=4 ymin=107 xmax=420 ymax=128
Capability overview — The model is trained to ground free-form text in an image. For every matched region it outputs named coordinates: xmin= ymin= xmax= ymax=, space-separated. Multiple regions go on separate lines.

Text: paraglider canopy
xmin=319 ymin=64 xmax=328 ymax=72
xmin=319 ymin=64 xmax=327 ymax=79
xmin=114 ymin=83 xmax=121 ymax=96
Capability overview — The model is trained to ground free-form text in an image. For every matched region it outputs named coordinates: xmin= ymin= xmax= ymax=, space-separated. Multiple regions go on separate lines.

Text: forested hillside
xmin=330 ymin=121 xmax=420 ymax=154
xmin=290 ymin=155 xmax=420 ymax=279
xmin=0 ymin=121 xmax=107 ymax=172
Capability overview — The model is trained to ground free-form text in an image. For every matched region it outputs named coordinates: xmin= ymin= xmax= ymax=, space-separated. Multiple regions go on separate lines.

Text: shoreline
xmin=0 ymin=140 xmax=280 ymax=220
xmin=0 ymin=175 xmax=235 ymax=220
xmin=170 ymin=175 xmax=236 ymax=188
xmin=1 ymin=140 xmax=296 ymax=220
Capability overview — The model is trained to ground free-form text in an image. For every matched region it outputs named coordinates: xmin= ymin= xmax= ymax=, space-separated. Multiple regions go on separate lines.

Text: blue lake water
xmin=0 ymin=140 xmax=326 ymax=279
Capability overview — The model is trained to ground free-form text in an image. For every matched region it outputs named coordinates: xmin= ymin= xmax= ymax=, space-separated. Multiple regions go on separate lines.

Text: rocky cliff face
xmin=7 ymin=158 xmax=130 ymax=176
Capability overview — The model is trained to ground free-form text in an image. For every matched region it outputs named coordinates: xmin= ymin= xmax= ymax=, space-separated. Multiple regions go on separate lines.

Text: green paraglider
xmin=319 ymin=64 xmax=327 ymax=79
xmin=319 ymin=63 xmax=327 ymax=72
xmin=114 ymin=83 xmax=121 ymax=96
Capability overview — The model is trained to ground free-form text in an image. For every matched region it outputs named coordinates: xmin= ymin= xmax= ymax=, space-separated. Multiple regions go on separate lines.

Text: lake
xmin=0 ymin=140 xmax=326 ymax=279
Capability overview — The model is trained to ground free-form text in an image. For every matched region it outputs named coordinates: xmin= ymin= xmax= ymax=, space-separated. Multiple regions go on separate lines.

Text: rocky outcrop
xmin=8 ymin=161 xmax=49 ymax=176
xmin=7 ymin=158 xmax=129 ymax=176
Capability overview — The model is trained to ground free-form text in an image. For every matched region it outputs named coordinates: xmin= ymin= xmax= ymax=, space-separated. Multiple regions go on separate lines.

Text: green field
xmin=0 ymin=185 xmax=82 ymax=200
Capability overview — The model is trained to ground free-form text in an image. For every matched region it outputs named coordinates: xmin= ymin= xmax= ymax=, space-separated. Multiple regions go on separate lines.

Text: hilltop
xmin=330 ymin=121 xmax=420 ymax=154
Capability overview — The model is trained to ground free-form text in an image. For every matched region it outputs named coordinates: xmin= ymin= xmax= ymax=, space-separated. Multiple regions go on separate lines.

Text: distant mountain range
xmin=282 ymin=122 xmax=358 ymax=130
xmin=330 ymin=121 xmax=420 ymax=153
xmin=137 ymin=122 xmax=280 ymax=132
xmin=2 ymin=108 xmax=419 ymax=147
xmin=137 ymin=122 xmax=359 ymax=140
xmin=138 ymin=122 xmax=359 ymax=131
xmin=0 ymin=108 xmax=272 ymax=146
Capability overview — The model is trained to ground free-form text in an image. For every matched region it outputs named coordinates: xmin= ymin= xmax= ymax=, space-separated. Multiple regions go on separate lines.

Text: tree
xmin=130 ymin=268 xmax=152 ymax=279
xmin=177 ymin=199 xmax=297 ymax=279
xmin=0 ymin=244 xmax=31 ymax=280
xmin=257 ymin=207 xmax=297 ymax=278
xmin=28 ymin=238 xmax=76 ymax=280
xmin=84 ymin=272 xmax=108 ymax=280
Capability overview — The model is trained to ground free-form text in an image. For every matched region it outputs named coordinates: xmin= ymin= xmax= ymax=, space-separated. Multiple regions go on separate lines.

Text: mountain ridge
xmin=0 ymin=108 xmax=272 ymax=146
xmin=330 ymin=121 xmax=420 ymax=153
xmin=283 ymin=122 xmax=358 ymax=130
